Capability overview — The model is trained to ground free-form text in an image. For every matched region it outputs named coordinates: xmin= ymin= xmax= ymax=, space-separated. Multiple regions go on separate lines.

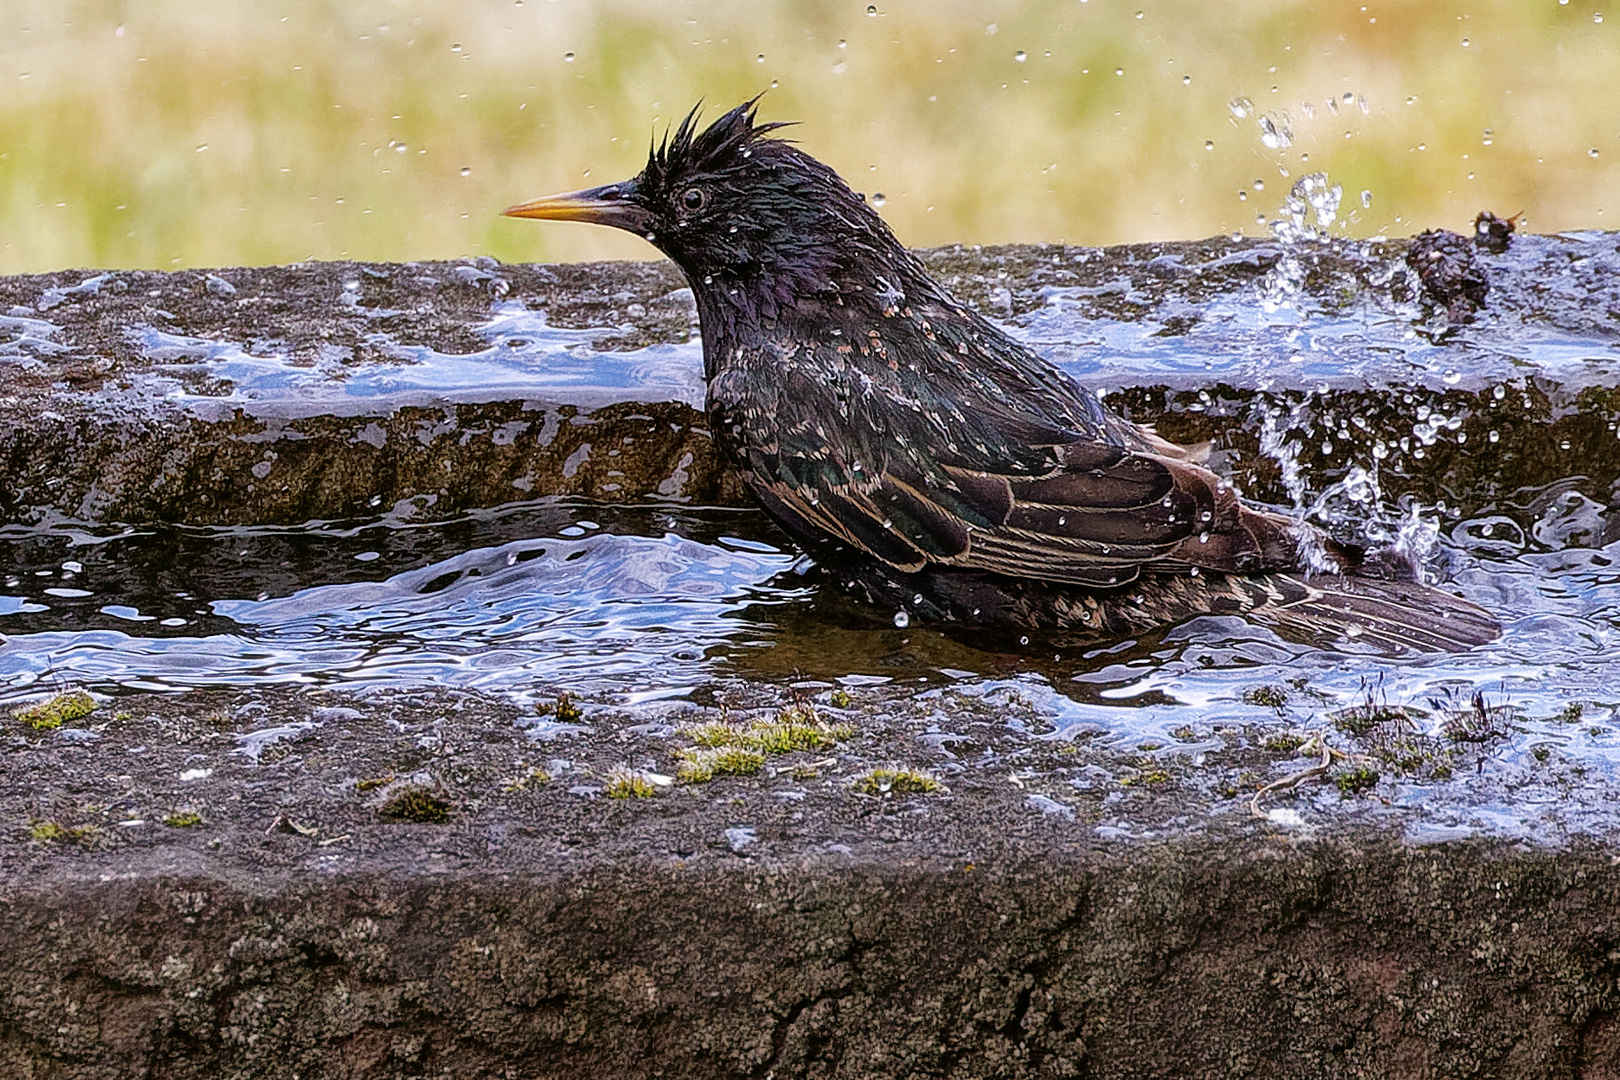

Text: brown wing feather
xmin=756 ymin=420 xmax=1308 ymax=589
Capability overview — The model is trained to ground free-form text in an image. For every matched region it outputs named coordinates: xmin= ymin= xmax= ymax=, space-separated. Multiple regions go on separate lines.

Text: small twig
xmin=1250 ymin=732 xmax=1343 ymax=819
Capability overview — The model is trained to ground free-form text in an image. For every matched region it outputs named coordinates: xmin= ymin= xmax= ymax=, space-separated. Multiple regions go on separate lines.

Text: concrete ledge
xmin=3 ymin=234 xmax=1618 ymax=527
xmin=6 ymin=830 xmax=1619 ymax=1078
xmin=0 ymin=681 xmax=1614 ymax=1079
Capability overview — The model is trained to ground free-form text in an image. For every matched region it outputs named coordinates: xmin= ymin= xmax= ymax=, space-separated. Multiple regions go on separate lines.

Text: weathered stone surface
xmin=4 ymin=234 xmax=1620 ymax=1077
xmin=1 ymin=685 xmax=1618 ymax=1080
xmin=4 ymin=232 xmax=1618 ymax=528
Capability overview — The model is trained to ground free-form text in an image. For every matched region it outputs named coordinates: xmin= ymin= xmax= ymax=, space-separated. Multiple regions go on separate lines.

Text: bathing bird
xmin=504 ymin=99 xmax=1497 ymax=652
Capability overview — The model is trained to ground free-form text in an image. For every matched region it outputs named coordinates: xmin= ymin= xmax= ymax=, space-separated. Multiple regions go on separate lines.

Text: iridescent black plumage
xmin=505 ymin=100 xmax=1498 ymax=651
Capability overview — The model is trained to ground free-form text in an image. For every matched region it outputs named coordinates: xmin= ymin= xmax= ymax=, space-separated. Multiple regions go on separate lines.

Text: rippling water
xmin=4 ymin=425 xmax=1620 ymax=838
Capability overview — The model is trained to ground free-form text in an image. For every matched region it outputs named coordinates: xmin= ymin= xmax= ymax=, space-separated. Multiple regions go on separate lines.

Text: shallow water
xmin=2 ymin=482 xmax=1617 ymax=840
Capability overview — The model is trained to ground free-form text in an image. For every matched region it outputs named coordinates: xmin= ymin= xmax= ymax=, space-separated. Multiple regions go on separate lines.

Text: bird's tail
xmin=1251 ymin=572 xmax=1500 ymax=653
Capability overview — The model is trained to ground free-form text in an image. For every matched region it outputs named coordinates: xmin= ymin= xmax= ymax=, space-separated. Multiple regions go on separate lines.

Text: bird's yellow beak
xmin=501 ymin=181 xmax=652 ymax=232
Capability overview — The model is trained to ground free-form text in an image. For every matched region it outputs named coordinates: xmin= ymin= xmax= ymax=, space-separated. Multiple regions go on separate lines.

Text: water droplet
xmin=1254 ymin=179 xmax=1265 ymax=191
xmin=1597 ymin=11 xmax=1607 ymax=22
xmin=1482 ymin=129 xmax=1493 ymax=145
xmin=459 ymin=167 xmax=471 ymax=177
xmin=868 ymin=4 xmax=878 ymax=13
xmin=871 ymin=192 xmax=887 ymax=206
xmin=1258 ymin=114 xmax=1293 ymax=150
xmin=1182 ymin=75 xmax=1191 ymax=85
xmin=757 ymin=53 xmax=765 ymax=62
xmin=893 ymin=611 xmax=911 ymax=628
xmin=838 ymin=38 xmax=848 ymax=48
xmin=1461 ymin=38 xmax=1470 ymax=46
xmin=563 ymin=51 xmax=574 ymax=61
xmin=1592 ymin=148 xmax=1602 ymax=158
xmin=1019 ymin=636 xmax=1030 ymax=645
xmin=1406 ymin=96 xmax=1418 ymax=106
xmin=451 ymin=43 xmax=463 ymax=52
xmin=1205 ymin=140 xmax=1215 ymax=151
xmin=1361 ymin=189 xmax=1373 ymax=208
xmin=1239 ymin=191 xmax=1248 ymax=201
xmin=1114 ymin=67 xmax=1125 ymax=76
xmin=1014 ymin=50 xmax=1027 ymax=62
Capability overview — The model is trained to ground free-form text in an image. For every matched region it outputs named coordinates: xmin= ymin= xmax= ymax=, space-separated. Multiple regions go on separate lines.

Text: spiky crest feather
xmin=645 ymin=97 xmax=795 ymax=185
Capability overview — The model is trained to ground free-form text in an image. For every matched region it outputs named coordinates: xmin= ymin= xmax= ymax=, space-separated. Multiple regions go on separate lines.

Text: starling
xmin=505 ymin=100 xmax=1498 ymax=652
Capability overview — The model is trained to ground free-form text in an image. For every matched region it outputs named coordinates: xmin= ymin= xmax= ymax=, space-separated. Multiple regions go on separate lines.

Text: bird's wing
xmin=751 ymin=418 xmax=1301 ymax=590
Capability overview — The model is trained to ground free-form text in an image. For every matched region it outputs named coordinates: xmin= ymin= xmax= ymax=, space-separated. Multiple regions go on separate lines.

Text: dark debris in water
xmin=1474 ymin=210 xmax=1521 ymax=254
xmin=1405 ymin=228 xmax=1490 ymax=323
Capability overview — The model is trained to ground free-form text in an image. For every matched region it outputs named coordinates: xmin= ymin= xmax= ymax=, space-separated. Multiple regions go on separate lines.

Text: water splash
xmin=1272 ymin=173 xmax=1345 ymax=243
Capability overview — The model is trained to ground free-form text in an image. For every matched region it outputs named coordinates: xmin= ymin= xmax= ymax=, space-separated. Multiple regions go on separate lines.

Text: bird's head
xmin=504 ymin=98 xmax=917 ymax=325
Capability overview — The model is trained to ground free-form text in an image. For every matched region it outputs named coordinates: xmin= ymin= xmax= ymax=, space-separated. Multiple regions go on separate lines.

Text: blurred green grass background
xmin=0 ymin=0 xmax=1615 ymax=272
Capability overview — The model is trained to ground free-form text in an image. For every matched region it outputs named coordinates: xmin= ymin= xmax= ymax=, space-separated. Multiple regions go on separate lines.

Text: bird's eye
xmin=679 ymin=187 xmax=706 ymax=212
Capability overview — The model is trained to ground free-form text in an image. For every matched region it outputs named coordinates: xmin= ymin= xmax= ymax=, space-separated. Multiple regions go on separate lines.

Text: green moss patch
xmin=537 ymin=692 xmax=584 ymax=723
xmin=1335 ymin=767 xmax=1380 ymax=797
xmin=1243 ymin=686 xmax=1288 ymax=709
xmin=850 ymin=768 xmax=943 ymax=796
xmin=605 ymin=768 xmax=658 ymax=799
xmin=377 ymin=786 xmax=452 ymax=823
xmin=28 ymin=819 xmax=100 ymax=846
xmin=676 ymin=747 xmax=766 ymax=784
xmin=682 ymin=706 xmax=854 ymax=755
xmin=14 ymin=691 xmax=95 ymax=731
xmin=163 ymin=812 xmax=203 ymax=828
xmin=1263 ymin=733 xmax=1307 ymax=755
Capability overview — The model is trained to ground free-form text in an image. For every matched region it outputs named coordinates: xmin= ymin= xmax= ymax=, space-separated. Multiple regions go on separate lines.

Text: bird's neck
xmin=688 ymin=244 xmax=938 ymax=379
